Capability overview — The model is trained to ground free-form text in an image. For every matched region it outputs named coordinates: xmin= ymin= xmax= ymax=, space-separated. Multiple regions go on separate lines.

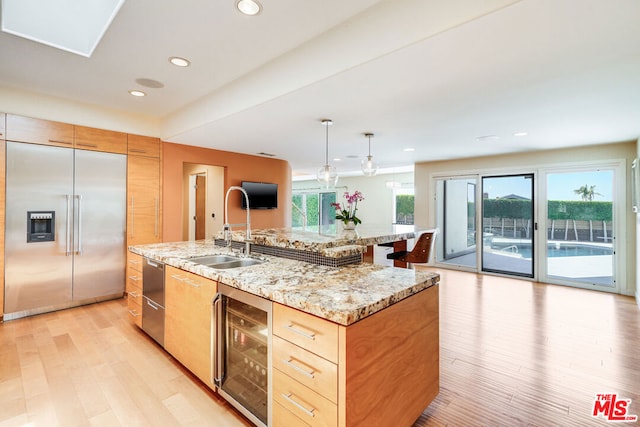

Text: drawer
xmin=273 ymin=401 xmax=310 ymax=427
xmin=127 ymin=252 xmax=143 ymax=272
xmin=273 ymin=336 xmax=337 ymax=403
xmin=273 ymin=303 xmax=339 ymax=363
xmin=126 ymin=265 xmax=143 ymax=293
xmin=273 ymin=369 xmax=337 ymax=427
xmin=127 ymin=290 xmax=142 ymax=328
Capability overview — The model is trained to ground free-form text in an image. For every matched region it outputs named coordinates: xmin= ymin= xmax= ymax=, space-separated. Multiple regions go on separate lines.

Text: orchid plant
xmin=331 ymin=191 xmax=365 ymax=225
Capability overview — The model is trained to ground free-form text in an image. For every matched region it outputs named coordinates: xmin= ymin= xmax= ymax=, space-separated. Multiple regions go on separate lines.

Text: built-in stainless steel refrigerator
xmin=4 ymin=141 xmax=127 ymax=320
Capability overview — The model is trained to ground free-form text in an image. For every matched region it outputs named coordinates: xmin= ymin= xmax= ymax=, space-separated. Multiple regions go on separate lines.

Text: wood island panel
xmin=341 ymin=285 xmax=439 ymax=427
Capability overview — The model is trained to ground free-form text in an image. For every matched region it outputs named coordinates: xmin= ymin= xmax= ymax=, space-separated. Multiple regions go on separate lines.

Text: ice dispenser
xmin=27 ymin=211 xmax=55 ymax=242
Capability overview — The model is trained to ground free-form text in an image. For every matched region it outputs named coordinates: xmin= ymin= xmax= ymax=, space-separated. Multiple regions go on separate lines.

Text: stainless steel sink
xmin=209 ymin=258 xmax=263 ymax=269
xmin=189 ymin=255 xmax=237 ymax=265
xmin=187 ymin=254 xmax=263 ymax=269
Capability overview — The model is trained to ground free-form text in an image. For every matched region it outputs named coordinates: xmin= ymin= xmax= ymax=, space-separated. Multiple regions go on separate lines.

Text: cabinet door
xmin=6 ymin=114 xmax=74 ymax=148
xmin=127 ymin=155 xmax=161 ymax=245
xmin=165 ymin=266 xmax=217 ymax=387
xmin=75 ymin=125 xmax=127 ymax=154
xmin=128 ymin=134 xmax=160 ymax=158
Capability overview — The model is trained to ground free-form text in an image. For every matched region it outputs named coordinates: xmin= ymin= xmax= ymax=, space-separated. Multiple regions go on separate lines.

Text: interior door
xmin=481 ymin=174 xmax=535 ymax=278
xmin=195 ymin=174 xmax=206 ymax=239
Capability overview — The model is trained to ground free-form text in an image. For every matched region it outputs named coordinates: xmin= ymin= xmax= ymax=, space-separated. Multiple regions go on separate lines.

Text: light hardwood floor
xmin=1 ymin=268 xmax=639 ymax=426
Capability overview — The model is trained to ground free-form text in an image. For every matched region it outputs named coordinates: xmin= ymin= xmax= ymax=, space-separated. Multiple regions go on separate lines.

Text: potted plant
xmin=331 ymin=191 xmax=364 ymax=230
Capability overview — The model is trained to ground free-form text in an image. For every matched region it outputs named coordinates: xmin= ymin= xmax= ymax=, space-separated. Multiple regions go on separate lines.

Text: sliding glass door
xmin=481 ymin=174 xmax=534 ymax=277
xmin=544 ymin=170 xmax=614 ymax=287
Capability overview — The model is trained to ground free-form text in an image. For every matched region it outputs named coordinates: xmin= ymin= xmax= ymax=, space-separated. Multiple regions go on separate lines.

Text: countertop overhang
xmin=130 ymin=239 xmax=439 ymax=326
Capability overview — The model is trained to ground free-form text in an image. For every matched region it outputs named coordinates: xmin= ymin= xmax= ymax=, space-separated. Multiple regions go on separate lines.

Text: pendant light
xmin=361 ymin=132 xmax=378 ymax=176
xmin=317 ymin=119 xmax=338 ymax=188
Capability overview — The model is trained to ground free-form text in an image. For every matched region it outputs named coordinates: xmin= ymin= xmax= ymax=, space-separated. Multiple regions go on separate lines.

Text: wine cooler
xmin=213 ymin=283 xmax=272 ymax=427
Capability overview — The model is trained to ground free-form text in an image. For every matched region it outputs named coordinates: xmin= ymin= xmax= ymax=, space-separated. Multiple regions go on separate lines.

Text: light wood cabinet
xmin=128 ymin=134 xmax=160 ymax=158
xmin=272 ymin=285 xmax=439 ymax=427
xmin=75 ymin=125 xmax=127 ymax=154
xmin=5 ymin=114 xmax=74 ymax=148
xmin=127 ymin=252 xmax=143 ymax=327
xmin=127 ymin=154 xmax=162 ymax=245
xmin=164 ymin=265 xmax=217 ymax=388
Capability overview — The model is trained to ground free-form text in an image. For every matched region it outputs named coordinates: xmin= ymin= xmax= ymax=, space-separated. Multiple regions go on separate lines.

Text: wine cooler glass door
xmin=213 ymin=284 xmax=271 ymax=427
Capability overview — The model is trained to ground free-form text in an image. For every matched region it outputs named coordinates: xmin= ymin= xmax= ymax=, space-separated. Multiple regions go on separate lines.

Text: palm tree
xmin=574 ymin=184 xmax=602 ymax=201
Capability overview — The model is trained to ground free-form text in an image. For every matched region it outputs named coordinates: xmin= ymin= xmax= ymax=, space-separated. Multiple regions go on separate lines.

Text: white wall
xmin=415 ymin=141 xmax=637 ymax=297
xmin=293 ymin=172 xmax=413 ymax=226
xmin=0 ymin=86 xmax=160 ymax=136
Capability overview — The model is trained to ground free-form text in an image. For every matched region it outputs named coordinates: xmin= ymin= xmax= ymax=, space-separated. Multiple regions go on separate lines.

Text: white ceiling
xmin=1 ymin=0 xmax=639 ymax=178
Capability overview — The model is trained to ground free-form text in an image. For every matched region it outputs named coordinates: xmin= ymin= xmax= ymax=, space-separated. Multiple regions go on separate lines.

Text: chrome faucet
xmin=224 ymin=186 xmax=252 ymax=255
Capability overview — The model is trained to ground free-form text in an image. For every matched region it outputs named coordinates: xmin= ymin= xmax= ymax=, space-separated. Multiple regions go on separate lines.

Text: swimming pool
xmin=514 ymin=244 xmax=612 ymax=259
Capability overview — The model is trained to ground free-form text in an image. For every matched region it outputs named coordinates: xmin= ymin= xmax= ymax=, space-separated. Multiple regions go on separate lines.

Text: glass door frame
xmin=537 ymin=161 xmax=625 ymax=293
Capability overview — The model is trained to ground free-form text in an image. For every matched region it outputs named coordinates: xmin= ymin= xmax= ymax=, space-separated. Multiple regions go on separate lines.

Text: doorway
xmin=183 ymin=163 xmax=224 ymax=241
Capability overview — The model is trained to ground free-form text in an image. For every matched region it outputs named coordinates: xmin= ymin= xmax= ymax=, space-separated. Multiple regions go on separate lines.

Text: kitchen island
xmin=129 ymin=233 xmax=439 ymax=427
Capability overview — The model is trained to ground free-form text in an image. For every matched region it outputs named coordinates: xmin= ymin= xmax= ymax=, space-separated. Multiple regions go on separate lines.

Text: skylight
xmin=1 ymin=0 xmax=125 ymax=57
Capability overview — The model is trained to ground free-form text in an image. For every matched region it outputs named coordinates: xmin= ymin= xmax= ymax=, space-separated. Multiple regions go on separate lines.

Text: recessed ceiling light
xmin=169 ymin=56 xmax=191 ymax=67
xmin=128 ymin=90 xmax=146 ymax=97
xmin=476 ymin=135 xmax=500 ymax=142
xmin=513 ymin=132 xmax=528 ymax=137
xmin=236 ymin=0 xmax=261 ymax=15
xmin=403 ymin=148 xmax=415 ymax=152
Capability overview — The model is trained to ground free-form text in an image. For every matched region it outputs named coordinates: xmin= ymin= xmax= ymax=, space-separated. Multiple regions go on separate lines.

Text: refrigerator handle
xmin=76 ymin=195 xmax=83 ymax=255
xmin=66 ymin=194 xmax=72 ymax=256
xmin=212 ymin=293 xmax=224 ymax=387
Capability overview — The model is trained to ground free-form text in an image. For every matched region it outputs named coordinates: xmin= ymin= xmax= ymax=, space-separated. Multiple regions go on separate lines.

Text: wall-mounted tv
xmin=241 ymin=181 xmax=278 ymax=210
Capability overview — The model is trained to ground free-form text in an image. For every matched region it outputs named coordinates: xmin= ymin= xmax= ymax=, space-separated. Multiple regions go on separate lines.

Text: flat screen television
xmin=241 ymin=181 xmax=278 ymax=210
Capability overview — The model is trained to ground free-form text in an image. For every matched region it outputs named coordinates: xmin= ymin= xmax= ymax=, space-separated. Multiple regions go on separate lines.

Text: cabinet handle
xmin=130 ymin=197 xmax=135 ymax=238
xmin=154 ymin=197 xmax=159 ymax=237
xmin=128 ymin=275 xmax=140 ymax=281
xmin=128 ymin=309 xmax=139 ymax=317
xmin=170 ymin=274 xmax=185 ymax=282
xmin=76 ymin=142 xmax=98 ymax=148
xmin=130 ymin=259 xmax=141 ymax=265
xmin=129 ymin=148 xmax=147 ymax=153
xmin=48 ymin=139 xmax=72 ymax=145
xmin=129 ymin=291 xmax=139 ymax=298
xmin=146 ymin=299 xmax=159 ymax=310
xmin=284 ymin=358 xmax=315 ymax=378
xmin=281 ymin=393 xmax=316 ymax=418
xmin=284 ymin=323 xmax=316 ymax=341
xmin=184 ymin=279 xmax=201 ymax=288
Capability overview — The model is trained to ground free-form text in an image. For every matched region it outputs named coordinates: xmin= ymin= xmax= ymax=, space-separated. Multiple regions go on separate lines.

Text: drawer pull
xmin=77 ymin=142 xmax=98 ymax=148
xmin=282 ymin=393 xmax=315 ymax=418
xmin=128 ymin=309 xmax=139 ymax=317
xmin=170 ymin=274 xmax=186 ymax=282
xmin=128 ymin=275 xmax=140 ymax=282
xmin=184 ymin=278 xmax=201 ymax=288
xmin=284 ymin=358 xmax=315 ymax=378
xmin=129 ymin=291 xmax=139 ymax=298
xmin=129 ymin=259 xmax=141 ymax=265
xmin=284 ymin=323 xmax=316 ymax=341
xmin=129 ymin=148 xmax=147 ymax=153
xmin=48 ymin=139 xmax=73 ymax=145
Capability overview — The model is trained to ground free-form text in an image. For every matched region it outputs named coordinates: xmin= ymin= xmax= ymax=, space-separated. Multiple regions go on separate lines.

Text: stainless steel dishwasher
xmin=142 ymin=258 xmax=165 ymax=346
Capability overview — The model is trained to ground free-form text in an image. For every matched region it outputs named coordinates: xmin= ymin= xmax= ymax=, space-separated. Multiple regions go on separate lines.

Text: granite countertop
xmin=129 ymin=240 xmax=439 ymax=326
xmin=225 ymin=224 xmax=420 ymax=255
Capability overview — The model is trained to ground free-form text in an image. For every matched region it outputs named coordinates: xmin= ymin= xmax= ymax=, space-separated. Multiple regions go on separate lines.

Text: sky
xmin=483 ymin=170 xmax=613 ymax=201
